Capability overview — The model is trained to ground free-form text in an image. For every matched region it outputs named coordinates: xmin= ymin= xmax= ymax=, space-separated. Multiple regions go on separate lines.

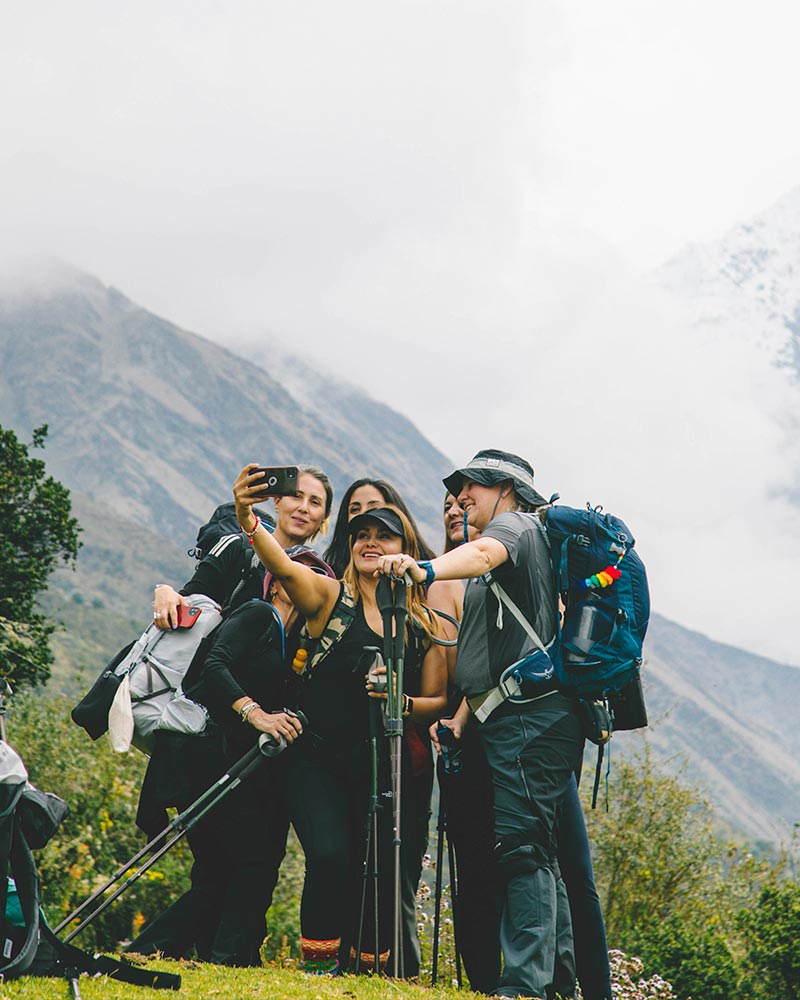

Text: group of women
xmin=129 ymin=452 xmax=612 ymax=1000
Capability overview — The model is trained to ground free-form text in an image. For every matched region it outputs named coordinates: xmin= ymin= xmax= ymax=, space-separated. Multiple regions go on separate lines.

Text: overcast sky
xmin=2 ymin=0 xmax=800 ymax=664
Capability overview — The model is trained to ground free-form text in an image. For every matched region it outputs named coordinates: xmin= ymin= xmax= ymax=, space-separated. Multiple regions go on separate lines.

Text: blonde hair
xmin=343 ymin=504 xmax=440 ymax=643
xmin=292 ymin=465 xmax=334 ymax=542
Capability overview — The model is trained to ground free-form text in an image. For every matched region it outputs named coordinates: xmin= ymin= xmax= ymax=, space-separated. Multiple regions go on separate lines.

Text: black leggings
xmin=129 ymin=741 xmax=288 ymax=966
xmin=558 ymin=773 xmax=611 ymax=1000
xmin=286 ymin=742 xmax=431 ymax=975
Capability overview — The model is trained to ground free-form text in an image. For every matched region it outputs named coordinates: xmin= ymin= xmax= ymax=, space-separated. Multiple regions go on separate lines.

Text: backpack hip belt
xmin=468 ymin=674 xmax=558 ymax=724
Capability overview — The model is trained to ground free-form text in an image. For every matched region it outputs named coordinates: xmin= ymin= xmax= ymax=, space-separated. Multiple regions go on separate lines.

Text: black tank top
xmin=296 ymin=600 xmax=427 ymax=751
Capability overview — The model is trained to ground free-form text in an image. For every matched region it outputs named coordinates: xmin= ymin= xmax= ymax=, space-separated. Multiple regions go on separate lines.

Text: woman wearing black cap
xmin=233 ymin=465 xmax=446 ymax=976
xmin=323 ymin=477 xmax=437 ymax=578
xmin=378 ymin=449 xmax=600 ymax=1000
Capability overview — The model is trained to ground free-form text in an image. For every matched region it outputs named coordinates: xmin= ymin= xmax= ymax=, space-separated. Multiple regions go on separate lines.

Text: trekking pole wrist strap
xmin=417 ymin=560 xmax=435 ymax=589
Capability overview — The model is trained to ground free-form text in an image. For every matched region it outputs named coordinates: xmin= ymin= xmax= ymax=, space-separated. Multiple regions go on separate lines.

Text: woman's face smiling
xmin=444 ymin=494 xmax=467 ymax=545
xmin=351 ymin=522 xmax=403 ymax=575
xmin=457 ymin=478 xmax=505 ymax=533
xmin=273 ymin=473 xmax=328 ymax=544
xmin=347 ymin=484 xmax=385 ymax=520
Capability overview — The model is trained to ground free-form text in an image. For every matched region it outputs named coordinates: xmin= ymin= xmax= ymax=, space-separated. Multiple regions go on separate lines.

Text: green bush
xmin=737 ymin=881 xmax=800 ymax=1000
xmin=6 ymin=690 xmax=191 ymax=951
xmin=586 ymin=742 xmax=783 ymax=1000
xmin=633 ymin=916 xmax=738 ymax=1000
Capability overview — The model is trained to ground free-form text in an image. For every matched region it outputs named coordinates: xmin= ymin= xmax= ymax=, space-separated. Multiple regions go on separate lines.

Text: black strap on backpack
xmin=0 ymin=781 xmax=180 ymax=989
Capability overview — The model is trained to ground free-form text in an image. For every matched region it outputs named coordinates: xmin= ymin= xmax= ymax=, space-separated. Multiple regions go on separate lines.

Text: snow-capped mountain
xmin=658 ymin=184 xmax=800 ymax=375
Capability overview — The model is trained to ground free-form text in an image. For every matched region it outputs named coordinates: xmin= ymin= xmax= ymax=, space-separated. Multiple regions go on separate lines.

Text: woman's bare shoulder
xmin=427 ymin=578 xmax=464 ymax=619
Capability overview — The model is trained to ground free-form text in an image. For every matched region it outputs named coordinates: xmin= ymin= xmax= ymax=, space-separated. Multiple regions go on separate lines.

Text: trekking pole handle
xmin=256 ymin=708 xmax=308 ymax=757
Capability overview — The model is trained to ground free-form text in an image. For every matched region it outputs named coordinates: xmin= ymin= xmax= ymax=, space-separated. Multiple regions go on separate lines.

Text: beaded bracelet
xmin=240 ymin=516 xmax=262 ymax=545
xmin=239 ymin=700 xmax=260 ymax=723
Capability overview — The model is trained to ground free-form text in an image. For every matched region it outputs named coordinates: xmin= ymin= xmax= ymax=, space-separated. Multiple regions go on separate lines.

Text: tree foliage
xmin=586 ymin=741 xmax=784 ymax=1000
xmin=7 ymin=690 xmax=190 ymax=952
xmin=0 ymin=423 xmax=81 ymax=688
xmin=737 ymin=881 xmax=800 ymax=1000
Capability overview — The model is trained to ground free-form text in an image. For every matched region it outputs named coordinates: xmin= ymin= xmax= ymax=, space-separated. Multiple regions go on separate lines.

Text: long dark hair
xmin=343 ymin=504 xmax=439 ymax=642
xmin=323 ymin=478 xmax=436 ymax=577
xmin=443 ymin=493 xmax=468 ymax=553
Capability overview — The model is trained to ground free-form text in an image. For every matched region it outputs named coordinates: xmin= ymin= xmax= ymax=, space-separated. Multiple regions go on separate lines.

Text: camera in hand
xmin=437 ymin=722 xmax=463 ymax=775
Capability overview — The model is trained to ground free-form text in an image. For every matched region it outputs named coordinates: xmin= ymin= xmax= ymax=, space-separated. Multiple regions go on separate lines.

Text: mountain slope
xmin=641 ymin=614 xmax=800 ymax=844
xmin=2 ymin=259 xmax=799 ymax=843
xmin=658 ymin=183 xmax=800 ymax=376
xmin=0 ymin=261 xmax=451 ymax=550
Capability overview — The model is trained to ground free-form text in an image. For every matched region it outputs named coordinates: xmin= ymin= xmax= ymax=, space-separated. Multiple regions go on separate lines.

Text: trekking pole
xmin=376 ymin=573 xmax=408 ymax=977
xmin=447 ymin=813 xmax=463 ymax=988
xmin=431 ymin=783 xmax=446 ymax=985
xmin=355 ymin=692 xmax=383 ymax=974
xmin=55 ymin=719 xmax=305 ymax=941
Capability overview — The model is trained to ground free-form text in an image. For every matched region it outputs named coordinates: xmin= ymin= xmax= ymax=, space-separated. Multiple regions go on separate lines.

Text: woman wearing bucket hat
xmin=378 ymin=449 xmax=597 ymax=1000
xmin=233 ymin=465 xmax=446 ymax=976
xmin=432 ymin=494 xmax=612 ymax=1000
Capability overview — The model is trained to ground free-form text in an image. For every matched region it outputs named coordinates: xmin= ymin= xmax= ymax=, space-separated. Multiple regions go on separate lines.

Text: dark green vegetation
xmin=0 ymin=424 xmax=81 ymax=688
xmin=2 ymin=267 xmax=800 ymax=997
xmin=5 ymin=687 xmax=799 ymax=1000
xmin=586 ymin=741 xmax=787 ymax=1000
xmin=2 ymin=265 xmax=800 ymax=843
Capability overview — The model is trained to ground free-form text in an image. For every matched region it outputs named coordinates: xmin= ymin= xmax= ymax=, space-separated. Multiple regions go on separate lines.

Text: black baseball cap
xmin=443 ymin=449 xmax=548 ymax=508
xmin=347 ymin=507 xmax=405 ymax=540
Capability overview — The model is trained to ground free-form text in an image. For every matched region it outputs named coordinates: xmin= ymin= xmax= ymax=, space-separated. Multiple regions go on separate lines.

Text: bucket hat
xmin=443 ymin=449 xmax=548 ymax=509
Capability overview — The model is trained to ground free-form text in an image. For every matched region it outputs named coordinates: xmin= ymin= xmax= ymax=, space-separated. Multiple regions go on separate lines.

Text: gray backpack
xmin=98 ymin=594 xmax=223 ymax=754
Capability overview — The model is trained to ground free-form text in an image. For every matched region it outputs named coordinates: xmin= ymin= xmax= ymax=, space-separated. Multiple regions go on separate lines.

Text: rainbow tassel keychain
xmin=576 ymin=557 xmax=624 ymax=591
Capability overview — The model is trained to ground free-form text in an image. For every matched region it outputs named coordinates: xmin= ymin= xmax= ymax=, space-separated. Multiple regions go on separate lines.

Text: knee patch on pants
xmin=494 ymin=831 xmax=551 ymax=882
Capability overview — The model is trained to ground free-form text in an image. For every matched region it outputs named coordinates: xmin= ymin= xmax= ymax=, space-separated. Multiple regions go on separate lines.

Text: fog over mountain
xmin=1 ymin=258 xmax=799 ymax=843
xmin=228 ymin=188 xmax=800 ymax=670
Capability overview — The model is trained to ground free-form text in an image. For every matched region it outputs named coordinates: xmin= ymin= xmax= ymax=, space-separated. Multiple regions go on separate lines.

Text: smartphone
xmin=250 ymin=465 xmax=299 ymax=500
xmin=175 ymin=604 xmax=202 ymax=629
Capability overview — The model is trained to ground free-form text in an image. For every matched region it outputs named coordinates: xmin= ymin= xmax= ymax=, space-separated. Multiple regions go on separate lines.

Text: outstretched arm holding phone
xmin=233 ymin=464 xmax=339 ymax=636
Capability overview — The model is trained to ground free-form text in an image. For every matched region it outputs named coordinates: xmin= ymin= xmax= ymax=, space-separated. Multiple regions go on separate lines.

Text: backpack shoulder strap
xmin=489 ymin=579 xmax=551 ymax=656
xmin=225 ymin=549 xmax=262 ymax=613
xmin=301 ymin=582 xmax=357 ymax=678
xmin=0 ymin=817 xmax=41 ymax=979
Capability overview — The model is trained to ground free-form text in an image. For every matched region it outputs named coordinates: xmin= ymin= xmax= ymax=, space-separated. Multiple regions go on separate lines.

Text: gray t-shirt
xmin=455 ymin=511 xmax=557 ymax=697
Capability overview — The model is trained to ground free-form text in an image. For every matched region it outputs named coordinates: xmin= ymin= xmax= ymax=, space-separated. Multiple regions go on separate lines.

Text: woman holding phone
xmin=152 ymin=465 xmax=333 ymax=626
xmin=131 ymin=465 xmax=333 ymax=964
xmin=233 ymin=464 xmax=447 ymax=976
